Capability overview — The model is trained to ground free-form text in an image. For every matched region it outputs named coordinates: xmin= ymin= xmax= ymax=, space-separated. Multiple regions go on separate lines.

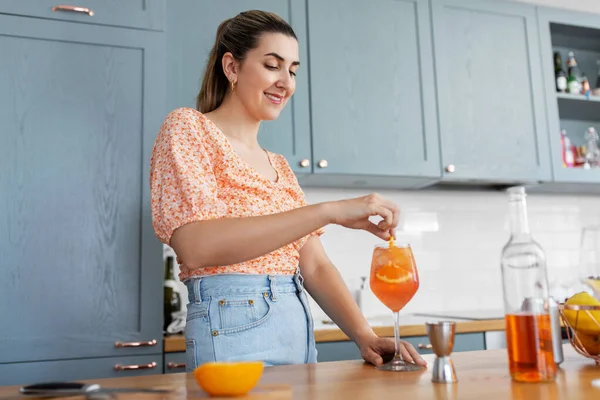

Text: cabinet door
xmin=0 ymin=15 xmax=165 ymax=363
xmin=432 ymin=0 xmax=551 ymax=183
xmin=0 ymin=0 xmax=164 ymax=31
xmin=166 ymin=0 xmax=312 ymax=174
xmin=0 ymin=355 xmax=162 ymax=387
xmin=307 ymin=0 xmax=440 ymax=178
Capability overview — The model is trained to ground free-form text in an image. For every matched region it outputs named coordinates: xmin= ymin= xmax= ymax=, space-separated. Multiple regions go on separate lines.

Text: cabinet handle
xmin=418 ymin=343 xmax=433 ymax=350
xmin=114 ymin=361 xmax=157 ymax=371
xmin=299 ymin=159 xmax=311 ymax=168
xmin=445 ymin=164 xmax=456 ymax=173
xmin=114 ymin=339 xmax=157 ymax=348
xmin=317 ymin=160 xmax=328 ymax=169
xmin=167 ymin=362 xmax=186 ymax=369
xmin=52 ymin=5 xmax=95 ymax=16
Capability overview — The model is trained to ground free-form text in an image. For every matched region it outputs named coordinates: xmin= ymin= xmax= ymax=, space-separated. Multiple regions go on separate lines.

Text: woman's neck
xmin=205 ymin=95 xmax=261 ymax=149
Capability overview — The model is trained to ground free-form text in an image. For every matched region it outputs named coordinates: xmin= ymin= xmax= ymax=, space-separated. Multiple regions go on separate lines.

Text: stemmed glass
xmin=579 ymin=225 xmax=600 ymax=299
xmin=370 ymin=239 xmax=423 ymax=371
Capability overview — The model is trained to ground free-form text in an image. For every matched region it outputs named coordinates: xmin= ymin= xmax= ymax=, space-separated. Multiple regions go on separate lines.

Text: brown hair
xmin=196 ymin=10 xmax=297 ymax=113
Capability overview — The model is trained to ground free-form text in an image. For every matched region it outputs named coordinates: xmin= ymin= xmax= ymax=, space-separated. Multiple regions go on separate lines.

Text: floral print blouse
xmin=150 ymin=108 xmax=323 ymax=280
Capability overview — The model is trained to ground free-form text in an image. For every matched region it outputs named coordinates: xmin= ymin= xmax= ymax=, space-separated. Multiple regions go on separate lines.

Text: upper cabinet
xmin=0 ymin=0 xmax=165 ymax=31
xmin=166 ymin=0 xmax=313 ymax=174
xmin=431 ymin=0 xmax=551 ymax=184
xmin=537 ymin=6 xmax=600 ymax=185
xmin=304 ymin=0 xmax=441 ymax=188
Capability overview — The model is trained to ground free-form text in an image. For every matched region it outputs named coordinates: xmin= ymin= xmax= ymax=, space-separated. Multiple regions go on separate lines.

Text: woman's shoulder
xmin=159 ymin=107 xmax=209 ymax=138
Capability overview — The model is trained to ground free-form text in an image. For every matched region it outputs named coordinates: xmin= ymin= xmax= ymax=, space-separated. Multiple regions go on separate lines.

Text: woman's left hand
xmin=358 ymin=334 xmax=428 ymax=367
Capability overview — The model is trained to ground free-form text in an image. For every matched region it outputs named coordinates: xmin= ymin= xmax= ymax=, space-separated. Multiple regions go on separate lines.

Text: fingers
xmin=401 ymin=341 xmax=427 ymax=366
xmin=363 ymin=348 xmax=384 ymax=366
xmin=373 ymin=204 xmax=394 ymax=231
xmin=364 ymin=221 xmax=393 ymax=241
xmin=367 ymin=194 xmax=400 ymax=233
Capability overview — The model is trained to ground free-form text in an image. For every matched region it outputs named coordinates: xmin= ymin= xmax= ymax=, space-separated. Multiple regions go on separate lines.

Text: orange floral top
xmin=150 ymin=107 xmax=323 ymax=280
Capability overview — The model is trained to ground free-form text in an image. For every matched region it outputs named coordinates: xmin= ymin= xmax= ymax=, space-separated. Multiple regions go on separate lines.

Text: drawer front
xmin=316 ymin=332 xmax=486 ymax=363
xmin=0 ymin=0 xmax=164 ymax=30
xmin=0 ymin=354 xmax=162 ymax=387
xmin=164 ymin=352 xmax=187 ymax=374
xmin=403 ymin=333 xmax=486 ymax=355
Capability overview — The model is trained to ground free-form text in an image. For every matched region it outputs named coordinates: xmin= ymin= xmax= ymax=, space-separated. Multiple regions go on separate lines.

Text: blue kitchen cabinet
xmin=166 ymin=0 xmax=313 ymax=174
xmin=316 ymin=333 xmax=485 ymax=362
xmin=0 ymin=0 xmax=164 ymax=31
xmin=432 ymin=0 xmax=552 ymax=184
xmin=302 ymin=0 xmax=441 ymax=189
xmin=0 ymin=355 xmax=163 ymax=387
xmin=536 ymin=6 xmax=600 ymax=187
xmin=164 ymin=352 xmax=187 ymax=374
xmin=0 ymin=13 xmax=165 ymax=377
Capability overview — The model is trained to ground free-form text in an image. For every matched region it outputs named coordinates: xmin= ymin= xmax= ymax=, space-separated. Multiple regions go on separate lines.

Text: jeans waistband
xmin=184 ymin=271 xmax=305 ymax=303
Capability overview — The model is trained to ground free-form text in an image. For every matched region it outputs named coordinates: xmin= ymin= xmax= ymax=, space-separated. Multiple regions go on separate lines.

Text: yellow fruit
xmin=564 ymin=292 xmax=600 ymax=335
xmin=575 ymin=331 xmax=600 ymax=356
xmin=194 ymin=361 xmax=264 ymax=397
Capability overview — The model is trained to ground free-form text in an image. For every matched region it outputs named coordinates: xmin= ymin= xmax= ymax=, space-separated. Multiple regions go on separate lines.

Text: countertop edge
xmin=163 ymin=319 xmax=505 ymax=353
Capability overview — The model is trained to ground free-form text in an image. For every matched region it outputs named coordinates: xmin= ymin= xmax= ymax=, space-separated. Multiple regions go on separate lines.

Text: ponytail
xmin=196 ymin=19 xmax=231 ymax=113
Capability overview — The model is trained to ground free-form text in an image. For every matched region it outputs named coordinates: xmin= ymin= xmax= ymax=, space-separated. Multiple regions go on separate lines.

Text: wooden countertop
xmin=164 ymin=318 xmax=505 ymax=352
xmin=2 ymin=345 xmax=598 ymax=399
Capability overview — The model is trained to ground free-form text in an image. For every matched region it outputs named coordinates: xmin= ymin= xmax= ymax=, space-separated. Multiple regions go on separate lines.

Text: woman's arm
xmin=299 ymin=236 xmax=426 ymax=367
xmin=171 ymin=193 xmax=400 ymax=270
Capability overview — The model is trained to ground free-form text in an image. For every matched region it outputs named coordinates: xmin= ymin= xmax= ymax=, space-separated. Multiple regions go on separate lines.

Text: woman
xmin=150 ymin=10 xmax=426 ymax=370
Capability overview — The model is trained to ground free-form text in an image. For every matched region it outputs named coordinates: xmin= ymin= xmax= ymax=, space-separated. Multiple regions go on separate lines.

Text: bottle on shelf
xmin=554 ymin=52 xmax=567 ymax=93
xmin=163 ymin=255 xmax=182 ymax=334
xmin=594 ymin=60 xmax=600 ymax=96
xmin=500 ymin=186 xmax=558 ymax=383
xmin=560 ymin=129 xmax=575 ymax=168
xmin=582 ymin=75 xmax=591 ymax=97
xmin=584 ymin=127 xmax=600 ymax=168
xmin=567 ymin=51 xmax=583 ymax=94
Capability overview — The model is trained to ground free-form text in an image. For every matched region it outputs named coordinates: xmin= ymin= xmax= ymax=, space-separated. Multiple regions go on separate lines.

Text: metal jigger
xmin=426 ymin=321 xmax=458 ymax=384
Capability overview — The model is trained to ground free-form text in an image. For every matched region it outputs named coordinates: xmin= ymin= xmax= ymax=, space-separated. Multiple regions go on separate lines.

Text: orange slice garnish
xmin=375 ymin=265 xmax=413 ymax=284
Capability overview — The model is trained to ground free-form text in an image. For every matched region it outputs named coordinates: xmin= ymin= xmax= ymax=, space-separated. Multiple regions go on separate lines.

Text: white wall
xmin=303 ymin=187 xmax=599 ymax=320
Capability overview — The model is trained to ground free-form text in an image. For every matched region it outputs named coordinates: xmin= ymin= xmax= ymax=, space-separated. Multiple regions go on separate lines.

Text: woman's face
xmin=232 ymin=33 xmax=299 ymax=121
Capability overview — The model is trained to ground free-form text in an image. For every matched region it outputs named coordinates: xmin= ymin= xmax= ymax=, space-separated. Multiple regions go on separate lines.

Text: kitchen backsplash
xmin=165 ymin=187 xmax=600 ymax=322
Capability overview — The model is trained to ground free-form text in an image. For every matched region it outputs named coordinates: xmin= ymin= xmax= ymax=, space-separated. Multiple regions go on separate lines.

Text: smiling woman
xmin=149 ymin=10 xmax=426 ymax=372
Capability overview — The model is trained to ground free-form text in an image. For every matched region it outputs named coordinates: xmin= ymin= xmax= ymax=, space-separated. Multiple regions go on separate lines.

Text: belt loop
xmin=294 ymin=267 xmax=304 ymax=292
xmin=193 ymin=278 xmax=202 ymax=303
xmin=268 ymin=275 xmax=277 ymax=301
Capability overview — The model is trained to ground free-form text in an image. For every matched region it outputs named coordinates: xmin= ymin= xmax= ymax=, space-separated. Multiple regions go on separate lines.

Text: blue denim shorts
xmin=183 ymin=271 xmax=318 ymax=371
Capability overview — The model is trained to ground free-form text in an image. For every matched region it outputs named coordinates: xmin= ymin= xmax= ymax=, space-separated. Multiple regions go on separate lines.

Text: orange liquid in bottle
xmin=505 ymin=313 xmax=556 ymax=383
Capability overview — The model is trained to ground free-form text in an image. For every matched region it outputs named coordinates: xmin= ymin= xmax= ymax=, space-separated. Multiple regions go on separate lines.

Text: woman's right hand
xmin=327 ymin=193 xmax=400 ymax=240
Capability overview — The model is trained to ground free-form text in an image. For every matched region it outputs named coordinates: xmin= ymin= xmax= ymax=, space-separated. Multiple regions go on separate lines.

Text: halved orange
xmin=194 ymin=361 xmax=264 ymax=396
xmin=375 ymin=265 xmax=413 ymax=284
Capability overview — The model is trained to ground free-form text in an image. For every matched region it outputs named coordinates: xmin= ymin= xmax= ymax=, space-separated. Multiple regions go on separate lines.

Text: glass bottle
xmin=500 ymin=186 xmax=556 ymax=383
xmin=554 ymin=52 xmax=567 ymax=93
xmin=567 ymin=51 xmax=583 ymax=94
xmin=584 ymin=127 xmax=600 ymax=168
xmin=163 ymin=256 xmax=182 ymax=334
